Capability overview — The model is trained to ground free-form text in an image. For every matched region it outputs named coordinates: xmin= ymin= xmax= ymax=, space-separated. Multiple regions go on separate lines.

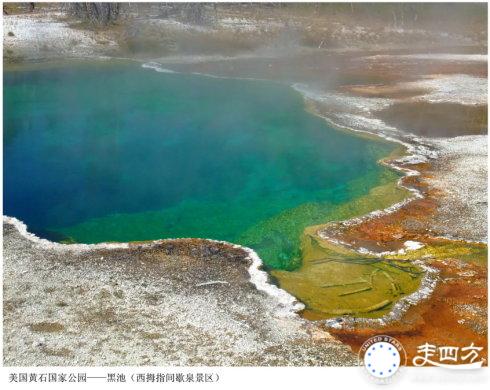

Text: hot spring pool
xmin=4 ymin=60 xmax=400 ymax=272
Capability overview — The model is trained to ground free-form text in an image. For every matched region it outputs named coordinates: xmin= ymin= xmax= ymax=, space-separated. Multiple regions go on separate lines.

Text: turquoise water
xmin=4 ymin=61 xmax=399 ymax=270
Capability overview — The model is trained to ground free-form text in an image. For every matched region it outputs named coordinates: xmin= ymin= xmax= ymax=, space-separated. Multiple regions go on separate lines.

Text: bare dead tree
xmin=67 ymin=3 xmax=121 ymax=25
xmin=176 ymin=3 xmax=207 ymax=25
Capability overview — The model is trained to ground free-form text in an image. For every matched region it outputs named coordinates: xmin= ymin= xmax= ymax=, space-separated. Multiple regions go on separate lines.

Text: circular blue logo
xmin=359 ymin=335 xmax=406 ymax=383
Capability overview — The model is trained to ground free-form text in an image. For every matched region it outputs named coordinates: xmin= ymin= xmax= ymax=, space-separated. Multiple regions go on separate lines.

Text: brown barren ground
xmin=318 ymin=159 xmax=488 ymax=365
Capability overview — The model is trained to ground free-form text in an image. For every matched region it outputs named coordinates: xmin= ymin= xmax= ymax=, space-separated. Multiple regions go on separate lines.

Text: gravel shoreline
xmin=3 ymin=218 xmax=356 ymax=366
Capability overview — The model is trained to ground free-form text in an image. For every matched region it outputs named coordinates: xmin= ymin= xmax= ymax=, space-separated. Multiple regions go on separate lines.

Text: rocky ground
xmin=3 ymin=218 xmax=356 ymax=366
xmin=3 ymin=3 xmax=486 ymax=62
xmin=3 ymin=11 xmax=120 ymax=62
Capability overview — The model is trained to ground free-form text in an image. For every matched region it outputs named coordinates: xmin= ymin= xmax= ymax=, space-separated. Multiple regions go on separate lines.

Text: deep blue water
xmin=3 ymin=60 xmax=398 ymax=269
